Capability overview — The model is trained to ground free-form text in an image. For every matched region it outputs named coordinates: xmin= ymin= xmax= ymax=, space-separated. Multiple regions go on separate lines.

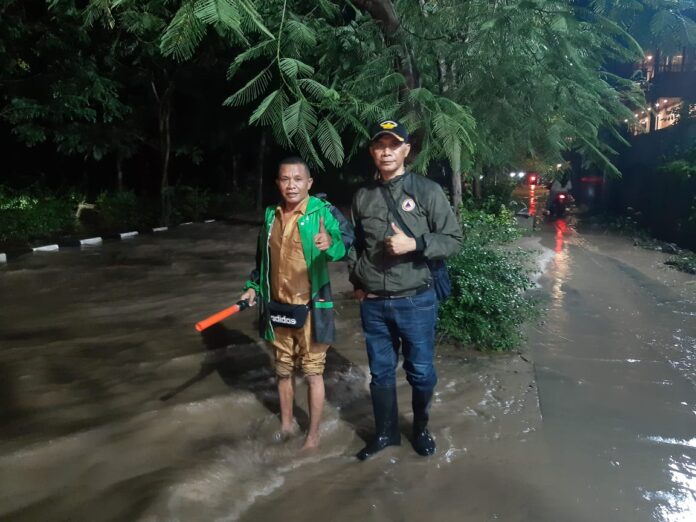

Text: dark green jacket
xmin=244 ymin=195 xmax=354 ymax=344
xmin=348 ymin=172 xmax=463 ymax=295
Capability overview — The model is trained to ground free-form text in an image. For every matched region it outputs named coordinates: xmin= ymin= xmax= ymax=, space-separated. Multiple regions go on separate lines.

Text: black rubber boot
xmin=356 ymin=384 xmax=401 ymax=461
xmin=412 ymin=388 xmax=436 ymax=456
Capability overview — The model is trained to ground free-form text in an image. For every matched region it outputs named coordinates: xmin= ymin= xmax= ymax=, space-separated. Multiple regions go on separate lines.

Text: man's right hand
xmin=241 ymin=288 xmax=257 ymax=306
xmin=353 ymin=289 xmax=367 ymax=301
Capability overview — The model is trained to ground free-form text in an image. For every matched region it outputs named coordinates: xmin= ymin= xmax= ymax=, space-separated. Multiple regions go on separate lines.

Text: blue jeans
xmin=359 ymin=288 xmax=438 ymax=392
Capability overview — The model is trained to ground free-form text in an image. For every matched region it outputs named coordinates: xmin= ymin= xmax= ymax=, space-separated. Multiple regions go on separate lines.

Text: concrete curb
xmin=32 ymin=244 xmax=59 ymax=252
xmin=80 ymin=237 xmax=103 ymax=246
xmin=0 ymin=219 xmax=230 ymax=265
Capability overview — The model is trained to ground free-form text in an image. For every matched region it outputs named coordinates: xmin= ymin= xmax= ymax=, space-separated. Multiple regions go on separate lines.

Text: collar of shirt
xmin=275 ymin=196 xmax=310 ymax=218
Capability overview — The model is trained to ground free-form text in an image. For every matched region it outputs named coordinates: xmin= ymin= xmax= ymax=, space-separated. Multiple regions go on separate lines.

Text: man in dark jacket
xmin=348 ymin=120 xmax=463 ymax=459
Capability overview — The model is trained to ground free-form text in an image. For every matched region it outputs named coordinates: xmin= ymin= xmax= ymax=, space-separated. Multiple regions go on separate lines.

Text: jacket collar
xmin=305 ymin=195 xmax=329 ymax=215
xmin=379 ymin=171 xmax=409 ymax=186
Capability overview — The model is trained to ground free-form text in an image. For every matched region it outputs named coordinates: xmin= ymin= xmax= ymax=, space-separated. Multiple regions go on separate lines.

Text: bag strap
xmin=379 ymin=185 xmax=416 ymax=238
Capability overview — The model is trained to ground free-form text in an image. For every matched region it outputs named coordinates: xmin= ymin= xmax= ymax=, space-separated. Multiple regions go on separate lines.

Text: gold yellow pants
xmin=269 ymin=313 xmax=329 ymax=377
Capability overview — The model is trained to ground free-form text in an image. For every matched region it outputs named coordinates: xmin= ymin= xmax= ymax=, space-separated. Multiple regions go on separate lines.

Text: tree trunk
xmin=152 ymin=79 xmax=174 ymax=225
xmin=231 ymin=154 xmax=240 ymax=191
xmin=354 ymin=0 xmax=419 ymax=90
xmin=472 ymin=173 xmax=482 ymax=199
xmin=116 ymin=154 xmax=124 ymax=191
xmin=451 ymin=169 xmax=463 ymax=216
xmin=256 ymin=132 xmax=267 ymax=212
xmin=438 ymin=59 xmax=448 ymax=94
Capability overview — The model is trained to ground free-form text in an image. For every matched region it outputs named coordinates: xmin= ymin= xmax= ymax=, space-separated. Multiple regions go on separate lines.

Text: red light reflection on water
xmin=529 ymin=186 xmax=537 ymax=217
xmin=555 ymin=218 xmax=568 ymax=253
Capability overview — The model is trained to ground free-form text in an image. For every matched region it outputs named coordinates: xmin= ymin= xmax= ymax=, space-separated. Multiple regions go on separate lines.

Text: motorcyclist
xmin=544 ymin=173 xmax=572 ymax=215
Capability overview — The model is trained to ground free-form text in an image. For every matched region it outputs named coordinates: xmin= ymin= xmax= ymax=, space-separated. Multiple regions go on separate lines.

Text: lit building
xmin=630 ymin=48 xmax=696 ymax=135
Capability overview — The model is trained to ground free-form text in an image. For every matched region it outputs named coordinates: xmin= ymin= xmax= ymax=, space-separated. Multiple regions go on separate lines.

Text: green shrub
xmin=96 ymin=190 xmax=146 ymax=230
xmin=0 ymin=186 xmax=80 ymax=244
xmin=438 ymin=204 xmax=538 ymax=351
xmin=170 ymin=185 xmax=210 ymax=222
xmin=665 ymin=253 xmax=696 ymax=274
xmin=460 ymin=204 xmax=521 ymax=245
xmin=478 ymin=177 xmax=517 ymax=212
xmin=205 ymin=189 xmax=255 ymax=217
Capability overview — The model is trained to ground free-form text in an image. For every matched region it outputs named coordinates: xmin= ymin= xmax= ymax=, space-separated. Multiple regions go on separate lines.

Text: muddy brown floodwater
xmin=0 ymin=217 xmax=694 ymax=521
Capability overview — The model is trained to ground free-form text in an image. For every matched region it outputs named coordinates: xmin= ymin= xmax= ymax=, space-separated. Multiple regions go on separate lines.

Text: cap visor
xmin=370 ymin=131 xmax=405 ymax=142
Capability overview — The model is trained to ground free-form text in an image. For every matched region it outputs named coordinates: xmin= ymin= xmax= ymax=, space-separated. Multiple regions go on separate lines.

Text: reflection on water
xmin=643 ymin=454 xmax=696 ymax=522
xmin=549 ymin=219 xmax=571 ymax=307
xmin=554 ymin=218 xmax=568 ymax=253
xmin=533 ymin=218 xmax=696 ymax=521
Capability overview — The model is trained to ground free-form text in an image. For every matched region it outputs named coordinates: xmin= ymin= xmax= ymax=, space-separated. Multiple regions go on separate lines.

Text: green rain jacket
xmin=244 ymin=195 xmax=354 ymax=344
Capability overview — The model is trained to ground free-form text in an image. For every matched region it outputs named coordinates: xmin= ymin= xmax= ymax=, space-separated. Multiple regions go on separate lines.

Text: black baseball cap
xmin=370 ymin=119 xmax=409 ymax=143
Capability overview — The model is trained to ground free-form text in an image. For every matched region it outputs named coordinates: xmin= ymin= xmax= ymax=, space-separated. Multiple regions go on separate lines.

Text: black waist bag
xmin=268 ymin=300 xmax=310 ymax=329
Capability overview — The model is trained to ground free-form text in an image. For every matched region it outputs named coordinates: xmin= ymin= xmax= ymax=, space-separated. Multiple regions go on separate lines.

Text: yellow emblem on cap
xmin=380 ymin=121 xmax=398 ymax=130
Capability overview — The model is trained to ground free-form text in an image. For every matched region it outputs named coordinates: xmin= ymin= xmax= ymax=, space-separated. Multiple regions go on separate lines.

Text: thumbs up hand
xmin=314 ymin=217 xmax=333 ymax=251
xmin=385 ymin=222 xmax=417 ymax=255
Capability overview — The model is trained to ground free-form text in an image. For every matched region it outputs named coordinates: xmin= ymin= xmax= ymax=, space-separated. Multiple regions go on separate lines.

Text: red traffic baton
xmin=195 ymin=299 xmax=250 ymax=332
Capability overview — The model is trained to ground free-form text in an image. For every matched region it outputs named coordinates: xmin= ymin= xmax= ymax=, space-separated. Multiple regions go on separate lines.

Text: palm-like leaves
xmin=82 ymin=0 xmax=696 ymax=178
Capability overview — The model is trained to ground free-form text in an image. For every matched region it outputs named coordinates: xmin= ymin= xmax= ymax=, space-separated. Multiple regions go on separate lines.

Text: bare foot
xmin=273 ymin=423 xmax=300 ymax=443
xmin=301 ymin=434 xmax=319 ymax=451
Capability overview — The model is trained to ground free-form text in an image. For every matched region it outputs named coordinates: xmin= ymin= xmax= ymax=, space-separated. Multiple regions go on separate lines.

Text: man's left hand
xmin=386 ymin=222 xmax=416 ymax=255
xmin=314 ymin=217 xmax=332 ymax=251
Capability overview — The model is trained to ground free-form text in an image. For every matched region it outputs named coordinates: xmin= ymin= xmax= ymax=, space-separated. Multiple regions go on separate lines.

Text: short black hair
xmin=278 ymin=156 xmax=311 ymax=177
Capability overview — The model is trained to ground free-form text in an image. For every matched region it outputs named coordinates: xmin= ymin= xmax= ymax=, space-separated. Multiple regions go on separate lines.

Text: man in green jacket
xmin=349 ymin=120 xmax=463 ymax=459
xmin=241 ymin=157 xmax=353 ymax=450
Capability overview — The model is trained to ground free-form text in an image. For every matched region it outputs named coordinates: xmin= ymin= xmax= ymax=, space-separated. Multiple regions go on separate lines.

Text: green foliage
xmin=657 ymin=146 xmax=696 ymax=179
xmin=95 ymin=190 xmax=147 ymax=230
xmin=1 ymin=1 xmax=131 ymax=158
xmin=459 ymin=205 xmax=522 ymax=246
xmin=593 ymin=0 xmax=696 ymax=54
xmin=170 ymin=185 xmax=211 ymax=222
xmin=208 ymin=189 xmax=255 ymax=216
xmin=0 ymin=186 xmax=80 ymax=244
xmin=438 ymin=206 xmax=537 ymax=351
xmin=665 ymin=253 xmax=696 ymax=275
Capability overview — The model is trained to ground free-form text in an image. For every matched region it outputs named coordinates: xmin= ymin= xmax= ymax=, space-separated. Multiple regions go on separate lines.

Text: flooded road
xmin=0 ymin=217 xmax=694 ymax=521
xmin=530 ymin=217 xmax=696 ymax=521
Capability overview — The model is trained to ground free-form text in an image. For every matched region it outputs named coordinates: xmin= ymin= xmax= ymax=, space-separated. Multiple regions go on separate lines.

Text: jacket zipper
xmin=265 ymin=213 xmax=274 ymax=336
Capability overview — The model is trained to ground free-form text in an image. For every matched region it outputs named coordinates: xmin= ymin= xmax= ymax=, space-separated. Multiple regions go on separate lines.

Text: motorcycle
xmin=548 ymin=191 xmax=569 ymax=218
